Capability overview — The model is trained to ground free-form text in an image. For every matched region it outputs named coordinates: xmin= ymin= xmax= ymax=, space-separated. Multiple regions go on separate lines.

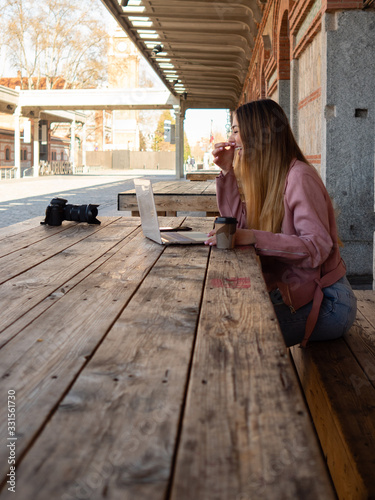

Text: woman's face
xmin=231 ymin=114 xmax=243 ymax=156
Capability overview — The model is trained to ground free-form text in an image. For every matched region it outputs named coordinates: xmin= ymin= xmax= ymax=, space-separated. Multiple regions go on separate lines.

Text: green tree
xmin=184 ymin=131 xmax=191 ymax=162
xmin=153 ymin=110 xmax=175 ymax=152
xmin=139 ymin=130 xmax=147 ymax=151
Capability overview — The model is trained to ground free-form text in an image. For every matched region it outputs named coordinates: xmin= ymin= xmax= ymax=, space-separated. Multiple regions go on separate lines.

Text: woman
xmin=205 ymin=99 xmax=357 ymax=347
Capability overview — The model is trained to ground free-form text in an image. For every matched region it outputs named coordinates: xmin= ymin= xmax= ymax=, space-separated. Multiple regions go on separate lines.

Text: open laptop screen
xmin=134 ymin=179 xmax=163 ymax=244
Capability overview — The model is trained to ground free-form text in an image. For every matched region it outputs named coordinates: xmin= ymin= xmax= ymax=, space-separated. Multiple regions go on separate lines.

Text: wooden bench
xmin=290 ymin=289 xmax=375 ymax=500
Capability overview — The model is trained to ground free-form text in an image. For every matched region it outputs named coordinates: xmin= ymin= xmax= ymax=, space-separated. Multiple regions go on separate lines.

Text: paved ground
xmin=0 ymin=169 xmax=177 ymax=228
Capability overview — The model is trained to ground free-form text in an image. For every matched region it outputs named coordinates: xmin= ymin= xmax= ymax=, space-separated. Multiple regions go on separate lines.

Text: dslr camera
xmin=41 ymin=198 xmax=101 ymax=226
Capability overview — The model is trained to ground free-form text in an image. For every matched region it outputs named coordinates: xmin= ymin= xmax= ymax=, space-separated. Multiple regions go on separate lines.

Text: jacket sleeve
xmin=215 ymin=169 xmax=247 ymax=228
xmin=252 ymin=169 xmax=334 ymax=269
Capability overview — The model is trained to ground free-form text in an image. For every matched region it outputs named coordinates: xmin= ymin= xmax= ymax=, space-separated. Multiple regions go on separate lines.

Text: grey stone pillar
xmin=174 ymin=102 xmax=185 ymax=179
xmin=290 ymin=59 xmax=299 ymax=140
xmin=321 ymin=10 xmax=375 ymax=282
xmin=278 ymin=80 xmax=291 ymax=122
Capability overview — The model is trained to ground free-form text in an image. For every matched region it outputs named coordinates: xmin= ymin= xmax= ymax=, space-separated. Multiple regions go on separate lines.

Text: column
xmin=82 ymin=121 xmax=87 ymax=169
xmin=174 ymin=102 xmax=185 ymax=179
xmin=33 ymin=115 xmax=40 ymax=177
xmin=290 ymin=59 xmax=299 ymax=140
xmin=14 ymin=107 xmax=21 ymax=179
xmin=277 ymin=80 xmax=291 ymax=122
xmin=70 ymin=117 xmax=76 ymax=174
xmin=321 ymin=10 xmax=375 ymax=283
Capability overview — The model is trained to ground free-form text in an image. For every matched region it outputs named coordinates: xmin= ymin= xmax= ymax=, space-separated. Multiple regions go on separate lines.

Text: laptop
xmin=133 ymin=179 xmax=209 ymax=245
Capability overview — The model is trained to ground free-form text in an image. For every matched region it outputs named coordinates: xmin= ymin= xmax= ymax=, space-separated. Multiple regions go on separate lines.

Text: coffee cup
xmin=214 ymin=217 xmax=237 ymax=249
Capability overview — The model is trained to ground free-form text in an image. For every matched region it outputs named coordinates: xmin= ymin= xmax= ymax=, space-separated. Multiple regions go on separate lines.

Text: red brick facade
xmin=238 ymin=0 xmax=371 ymax=171
xmin=241 ymin=0 xmax=366 ymax=103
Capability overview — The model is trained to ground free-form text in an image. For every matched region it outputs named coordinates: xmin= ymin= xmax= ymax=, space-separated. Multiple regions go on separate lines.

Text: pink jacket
xmin=216 ymin=159 xmax=346 ymax=345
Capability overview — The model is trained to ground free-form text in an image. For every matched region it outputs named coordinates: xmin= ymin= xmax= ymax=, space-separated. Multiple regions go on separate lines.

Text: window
xmin=5 ymin=148 xmax=10 ymax=161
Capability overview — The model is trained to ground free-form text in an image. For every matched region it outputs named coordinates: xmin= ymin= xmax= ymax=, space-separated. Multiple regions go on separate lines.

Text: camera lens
xmin=64 ymin=204 xmax=100 ymax=224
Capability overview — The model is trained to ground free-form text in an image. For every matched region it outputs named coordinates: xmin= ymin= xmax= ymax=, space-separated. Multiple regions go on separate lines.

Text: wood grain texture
xmin=0 ymin=219 xmax=118 ymax=285
xmin=186 ymin=171 xmax=220 ymax=181
xmin=170 ymin=246 xmax=335 ymax=500
xmin=6 ymin=218 xmax=214 ymax=500
xmin=290 ymin=291 xmax=375 ymax=500
xmin=118 ymin=180 xmax=219 ymax=215
xmin=0 ymin=216 xmax=336 ymax=500
xmin=0 ymin=218 xmax=140 ymax=343
xmin=0 ymin=220 xmax=175 ymax=486
xmin=0 ymin=217 xmax=43 ymax=240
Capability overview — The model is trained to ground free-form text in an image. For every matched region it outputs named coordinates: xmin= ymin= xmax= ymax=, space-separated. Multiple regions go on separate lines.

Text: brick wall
xmin=239 ymin=0 xmax=368 ymax=170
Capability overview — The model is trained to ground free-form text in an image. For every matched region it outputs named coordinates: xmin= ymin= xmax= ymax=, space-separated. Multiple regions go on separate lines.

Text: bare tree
xmin=1 ymin=0 xmax=110 ymax=89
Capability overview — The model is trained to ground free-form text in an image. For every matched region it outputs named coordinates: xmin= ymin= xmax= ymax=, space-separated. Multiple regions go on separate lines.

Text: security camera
xmin=151 ymin=44 xmax=163 ymax=56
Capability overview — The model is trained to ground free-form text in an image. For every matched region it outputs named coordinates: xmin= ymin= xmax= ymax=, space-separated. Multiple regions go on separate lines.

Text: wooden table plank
xmin=118 ymin=180 xmax=219 ymax=216
xmin=186 ymin=171 xmax=220 ymax=181
xmin=170 ymin=246 xmax=335 ymax=500
xmin=0 ymin=221 xmax=175 ymax=485
xmin=0 ymin=218 xmax=121 ymax=285
xmin=0 ymin=217 xmax=47 ymax=240
xmin=4 ymin=218 xmax=214 ymax=500
xmin=0 ymin=223 xmax=75 ymax=258
xmin=0 ymin=218 xmax=141 ymax=342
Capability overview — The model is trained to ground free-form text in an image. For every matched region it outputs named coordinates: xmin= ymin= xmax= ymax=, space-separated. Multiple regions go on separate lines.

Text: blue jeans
xmin=270 ymin=276 xmax=357 ymax=347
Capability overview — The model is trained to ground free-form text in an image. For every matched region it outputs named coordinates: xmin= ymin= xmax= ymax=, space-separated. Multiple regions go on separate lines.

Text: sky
xmin=184 ymin=109 xmax=229 ymax=145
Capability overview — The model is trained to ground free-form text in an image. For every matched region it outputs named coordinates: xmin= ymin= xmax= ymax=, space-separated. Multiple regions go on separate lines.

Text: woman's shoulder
xmin=286 ymin=159 xmax=324 ymax=189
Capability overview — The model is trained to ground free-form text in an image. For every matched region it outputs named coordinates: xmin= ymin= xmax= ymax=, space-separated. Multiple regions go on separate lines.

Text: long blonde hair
xmin=234 ymin=99 xmax=310 ymax=233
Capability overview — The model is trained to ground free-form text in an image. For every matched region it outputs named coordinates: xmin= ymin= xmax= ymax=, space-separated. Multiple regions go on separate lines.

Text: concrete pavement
xmin=0 ymin=169 xmax=176 ymax=228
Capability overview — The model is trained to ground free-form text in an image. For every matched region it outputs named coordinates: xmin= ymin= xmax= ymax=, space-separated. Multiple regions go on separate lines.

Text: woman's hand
xmin=204 ymin=228 xmax=256 ymax=246
xmin=212 ymin=141 xmax=236 ymax=174
xmin=204 ymin=228 xmax=217 ymax=246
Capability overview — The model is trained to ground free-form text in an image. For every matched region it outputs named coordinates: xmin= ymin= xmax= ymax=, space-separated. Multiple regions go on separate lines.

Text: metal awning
xmin=100 ymin=0 xmax=264 ymax=110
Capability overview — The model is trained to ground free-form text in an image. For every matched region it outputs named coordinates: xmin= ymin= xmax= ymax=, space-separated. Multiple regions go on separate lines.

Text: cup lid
xmin=215 ymin=217 xmax=237 ymax=224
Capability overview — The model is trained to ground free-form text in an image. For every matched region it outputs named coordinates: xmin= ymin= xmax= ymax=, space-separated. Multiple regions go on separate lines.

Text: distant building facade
xmin=107 ymin=29 xmax=141 ymax=151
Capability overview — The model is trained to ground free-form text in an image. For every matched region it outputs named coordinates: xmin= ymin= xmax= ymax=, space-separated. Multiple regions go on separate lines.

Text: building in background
xmin=106 ymin=28 xmax=140 ymax=151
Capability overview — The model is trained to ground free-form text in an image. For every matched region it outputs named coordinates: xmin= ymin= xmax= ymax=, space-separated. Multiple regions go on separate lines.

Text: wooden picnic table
xmin=118 ymin=179 xmax=219 ymax=217
xmin=186 ymin=170 xmax=220 ymax=181
xmin=0 ymin=216 xmax=335 ymax=499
